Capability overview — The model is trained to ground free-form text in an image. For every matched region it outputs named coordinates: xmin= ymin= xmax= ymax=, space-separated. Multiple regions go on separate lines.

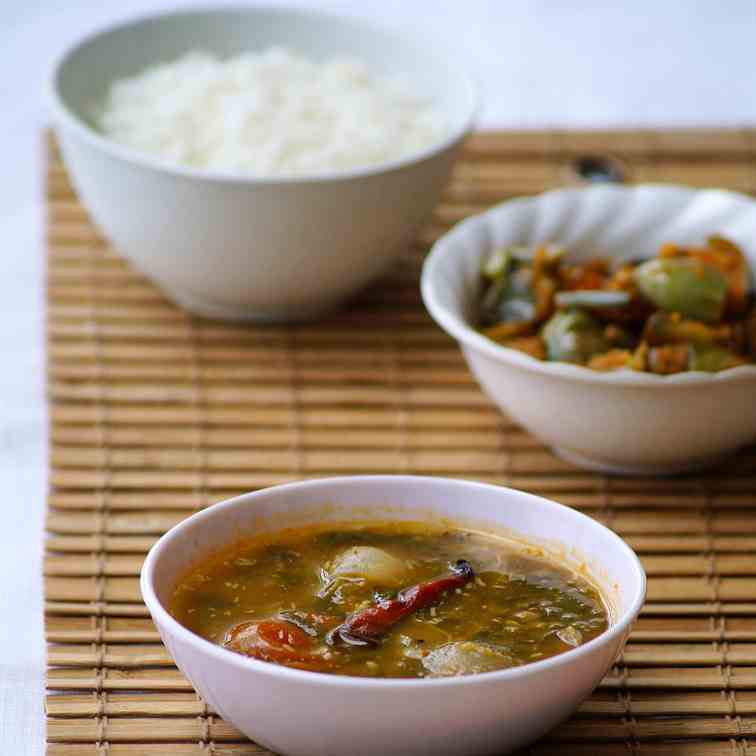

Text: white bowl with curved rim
xmin=422 ymin=184 xmax=756 ymax=475
xmin=49 ymin=6 xmax=477 ymax=322
xmin=141 ymin=475 xmax=645 ymax=756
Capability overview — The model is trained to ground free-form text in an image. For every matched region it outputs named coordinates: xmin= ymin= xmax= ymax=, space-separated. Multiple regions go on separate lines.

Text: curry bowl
xmin=422 ymin=184 xmax=756 ymax=475
xmin=49 ymin=6 xmax=477 ymax=322
xmin=141 ymin=475 xmax=645 ymax=756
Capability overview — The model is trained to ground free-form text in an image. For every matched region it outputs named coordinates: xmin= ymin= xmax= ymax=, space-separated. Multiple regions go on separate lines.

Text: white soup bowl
xmin=141 ymin=475 xmax=645 ymax=756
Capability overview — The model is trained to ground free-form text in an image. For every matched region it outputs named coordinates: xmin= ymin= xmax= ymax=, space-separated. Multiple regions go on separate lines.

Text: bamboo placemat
xmin=46 ymin=129 xmax=756 ymax=755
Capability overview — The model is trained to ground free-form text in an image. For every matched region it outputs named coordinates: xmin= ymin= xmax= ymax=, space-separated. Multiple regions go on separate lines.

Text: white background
xmin=1 ymin=1 xmax=754 ymax=752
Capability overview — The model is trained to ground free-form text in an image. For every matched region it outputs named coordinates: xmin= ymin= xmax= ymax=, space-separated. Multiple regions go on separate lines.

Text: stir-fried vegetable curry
xmin=170 ymin=522 xmax=608 ymax=678
xmin=478 ymin=236 xmax=755 ymax=372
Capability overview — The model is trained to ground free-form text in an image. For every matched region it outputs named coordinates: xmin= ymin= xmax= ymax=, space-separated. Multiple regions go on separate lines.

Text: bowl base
xmin=163 ymin=286 xmax=340 ymax=323
xmin=552 ymin=445 xmax=728 ymax=477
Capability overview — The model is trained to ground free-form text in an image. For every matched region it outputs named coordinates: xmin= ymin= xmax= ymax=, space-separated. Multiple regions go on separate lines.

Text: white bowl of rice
xmin=50 ymin=6 xmax=478 ymax=321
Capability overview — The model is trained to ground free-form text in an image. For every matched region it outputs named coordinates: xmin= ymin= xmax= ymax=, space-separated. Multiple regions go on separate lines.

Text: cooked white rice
xmin=95 ymin=47 xmax=447 ymax=176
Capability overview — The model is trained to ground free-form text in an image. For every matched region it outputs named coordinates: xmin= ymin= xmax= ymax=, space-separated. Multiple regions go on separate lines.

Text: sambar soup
xmin=170 ymin=521 xmax=609 ymax=678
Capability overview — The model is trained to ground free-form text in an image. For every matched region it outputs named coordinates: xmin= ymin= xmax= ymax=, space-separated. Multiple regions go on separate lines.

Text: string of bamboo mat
xmin=46 ymin=129 xmax=756 ymax=755
xmin=39 ymin=715 xmax=756 ymax=744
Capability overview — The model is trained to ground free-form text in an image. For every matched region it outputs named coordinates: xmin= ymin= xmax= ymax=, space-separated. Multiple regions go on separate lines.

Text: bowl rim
xmin=421 ymin=183 xmax=756 ymax=387
xmin=140 ymin=475 xmax=646 ymax=689
xmin=48 ymin=3 xmax=480 ymax=185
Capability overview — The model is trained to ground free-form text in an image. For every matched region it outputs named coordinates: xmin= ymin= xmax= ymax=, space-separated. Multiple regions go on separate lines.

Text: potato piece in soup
xmin=328 ymin=546 xmax=407 ymax=587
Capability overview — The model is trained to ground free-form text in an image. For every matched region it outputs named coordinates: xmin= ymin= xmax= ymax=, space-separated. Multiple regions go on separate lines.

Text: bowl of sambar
xmin=141 ymin=475 xmax=645 ymax=756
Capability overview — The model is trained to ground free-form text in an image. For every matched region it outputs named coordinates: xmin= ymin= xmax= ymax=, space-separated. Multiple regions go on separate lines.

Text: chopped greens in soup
xmin=170 ymin=521 xmax=609 ymax=678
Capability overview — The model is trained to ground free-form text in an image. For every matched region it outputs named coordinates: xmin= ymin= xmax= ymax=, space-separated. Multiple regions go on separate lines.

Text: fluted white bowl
xmin=141 ymin=476 xmax=645 ymax=756
xmin=422 ymin=185 xmax=756 ymax=475
xmin=49 ymin=6 xmax=477 ymax=322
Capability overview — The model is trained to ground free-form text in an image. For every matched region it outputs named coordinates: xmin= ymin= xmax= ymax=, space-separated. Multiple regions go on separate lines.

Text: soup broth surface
xmin=170 ymin=521 xmax=609 ymax=678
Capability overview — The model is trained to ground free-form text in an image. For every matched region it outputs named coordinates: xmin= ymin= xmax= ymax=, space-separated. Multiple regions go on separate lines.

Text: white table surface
xmin=2 ymin=0 xmax=754 ymax=752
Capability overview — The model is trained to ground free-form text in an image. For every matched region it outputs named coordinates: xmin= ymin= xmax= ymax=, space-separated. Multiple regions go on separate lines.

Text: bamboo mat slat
xmin=45 ymin=129 xmax=756 ymax=755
